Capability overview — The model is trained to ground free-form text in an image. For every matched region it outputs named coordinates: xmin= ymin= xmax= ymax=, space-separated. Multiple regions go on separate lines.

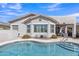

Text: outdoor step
xmin=56 ymin=42 xmax=79 ymax=52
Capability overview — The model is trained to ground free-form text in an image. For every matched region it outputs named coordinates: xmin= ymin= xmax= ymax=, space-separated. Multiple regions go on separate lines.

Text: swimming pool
xmin=0 ymin=41 xmax=79 ymax=56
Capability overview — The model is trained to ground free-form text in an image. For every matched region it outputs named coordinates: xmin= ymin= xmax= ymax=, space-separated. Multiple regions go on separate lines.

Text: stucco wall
xmin=0 ymin=30 xmax=18 ymax=42
xmin=25 ymin=18 xmax=56 ymax=37
xmin=10 ymin=15 xmax=76 ymax=38
xmin=10 ymin=16 xmax=56 ymax=37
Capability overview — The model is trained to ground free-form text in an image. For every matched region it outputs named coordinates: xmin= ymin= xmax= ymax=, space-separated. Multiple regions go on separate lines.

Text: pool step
xmin=57 ymin=42 xmax=79 ymax=52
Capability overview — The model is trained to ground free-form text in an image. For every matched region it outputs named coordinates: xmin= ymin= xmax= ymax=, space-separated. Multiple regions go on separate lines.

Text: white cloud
xmin=0 ymin=15 xmax=9 ymax=18
xmin=8 ymin=4 xmax=22 ymax=10
xmin=48 ymin=7 xmax=62 ymax=11
xmin=0 ymin=10 xmax=18 ymax=16
xmin=42 ymin=3 xmax=62 ymax=11
xmin=67 ymin=13 xmax=79 ymax=16
xmin=0 ymin=3 xmax=22 ymax=10
xmin=0 ymin=3 xmax=7 ymax=8
xmin=47 ymin=3 xmax=61 ymax=8
xmin=5 ymin=11 xmax=19 ymax=15
xmin=0 ymin=3 xmax=23 ymax=16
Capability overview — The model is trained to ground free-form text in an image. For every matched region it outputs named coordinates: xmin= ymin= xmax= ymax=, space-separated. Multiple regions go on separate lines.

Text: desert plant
xmin=50 ymin=35 xmax=57 ymax=39
xmin=22 ymin=34 xmax=31 ymax=39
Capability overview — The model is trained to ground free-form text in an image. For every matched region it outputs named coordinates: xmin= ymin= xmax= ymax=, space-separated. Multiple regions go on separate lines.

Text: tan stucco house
xmin=9 ymin=13 xmax=76 ymax=38
xmin=0 ymin=22 xmax=10 ymax=30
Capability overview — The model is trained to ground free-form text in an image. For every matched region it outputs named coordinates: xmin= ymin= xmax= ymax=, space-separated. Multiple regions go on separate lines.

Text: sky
xmin=0 ymin=3 xmax=79 ymax=23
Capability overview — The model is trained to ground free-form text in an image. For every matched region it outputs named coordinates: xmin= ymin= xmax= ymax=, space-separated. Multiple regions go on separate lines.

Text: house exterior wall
xmin=10 ymin=24 xmax=26 ymax=36
xmin=25 ymin=18 xmax=56 ymax=38
xmin=10 ymin=17 xmax=56 ymax=38
xmin=10 ymin=14 xmax=77 ymax=38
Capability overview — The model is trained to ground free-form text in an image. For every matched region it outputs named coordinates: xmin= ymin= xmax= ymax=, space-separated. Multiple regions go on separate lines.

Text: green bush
xmin=22 ymin=34 xmax=31 ymax=39
xmin=50 ymin=35 xmax=57 ymax=39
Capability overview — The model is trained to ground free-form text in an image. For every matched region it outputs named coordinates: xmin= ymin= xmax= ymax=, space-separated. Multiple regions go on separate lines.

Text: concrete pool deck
xmin=0 ymin=37 xmax=79 ymax=46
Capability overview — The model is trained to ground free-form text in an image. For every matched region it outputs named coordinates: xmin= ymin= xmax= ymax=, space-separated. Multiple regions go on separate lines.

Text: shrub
xmin=22 ymin=34 xmax=31 ymax=39
xmin=50 ymin=35 xmax=57 ymax=39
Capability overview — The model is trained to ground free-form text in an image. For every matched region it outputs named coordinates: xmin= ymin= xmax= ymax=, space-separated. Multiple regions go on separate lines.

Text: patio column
xmin=54 ymin=24 xmax=56 ymax=35
xmin=48 ymin=24 xmax=50 ymax=37
xmin=72 ymin=23 xmax=76 ymax=38
xmin=65 ymin=25 xmax=68 ymax=34
xmin=31 ymin=24 xmax=34 ymax=36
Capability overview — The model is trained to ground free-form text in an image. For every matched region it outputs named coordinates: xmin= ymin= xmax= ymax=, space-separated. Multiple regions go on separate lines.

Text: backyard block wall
xmin=0 ymin=30 xmax=18 ymax=42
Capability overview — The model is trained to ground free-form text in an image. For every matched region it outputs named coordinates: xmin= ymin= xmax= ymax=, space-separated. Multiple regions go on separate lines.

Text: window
xmin=34 ymin=24 xmax=48 ymax=33
xmin=27 ymin=25 xmax=30 ymax=33
xmin=12 ymin=25 xmax=18 ymax=30
xmin=50 ymin=25 xmax=54 ymax=33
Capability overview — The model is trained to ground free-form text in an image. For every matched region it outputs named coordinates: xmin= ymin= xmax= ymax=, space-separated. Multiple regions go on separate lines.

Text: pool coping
xmin=0 ymin=39 xmax=60 ymax=46
xmin=0 ymin=38 xmax=79 ymax=46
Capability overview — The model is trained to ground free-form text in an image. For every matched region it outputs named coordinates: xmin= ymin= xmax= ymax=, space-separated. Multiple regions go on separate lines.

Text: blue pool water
xmin=0 ymin=41 xmax=79 ymax=56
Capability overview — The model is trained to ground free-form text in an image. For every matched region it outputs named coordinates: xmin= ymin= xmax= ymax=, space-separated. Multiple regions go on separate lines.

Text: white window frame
xmin=34 ymin=24 xmax=48 ymax=33
xmin=12 ymin=25 xmax=18 ymax=30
